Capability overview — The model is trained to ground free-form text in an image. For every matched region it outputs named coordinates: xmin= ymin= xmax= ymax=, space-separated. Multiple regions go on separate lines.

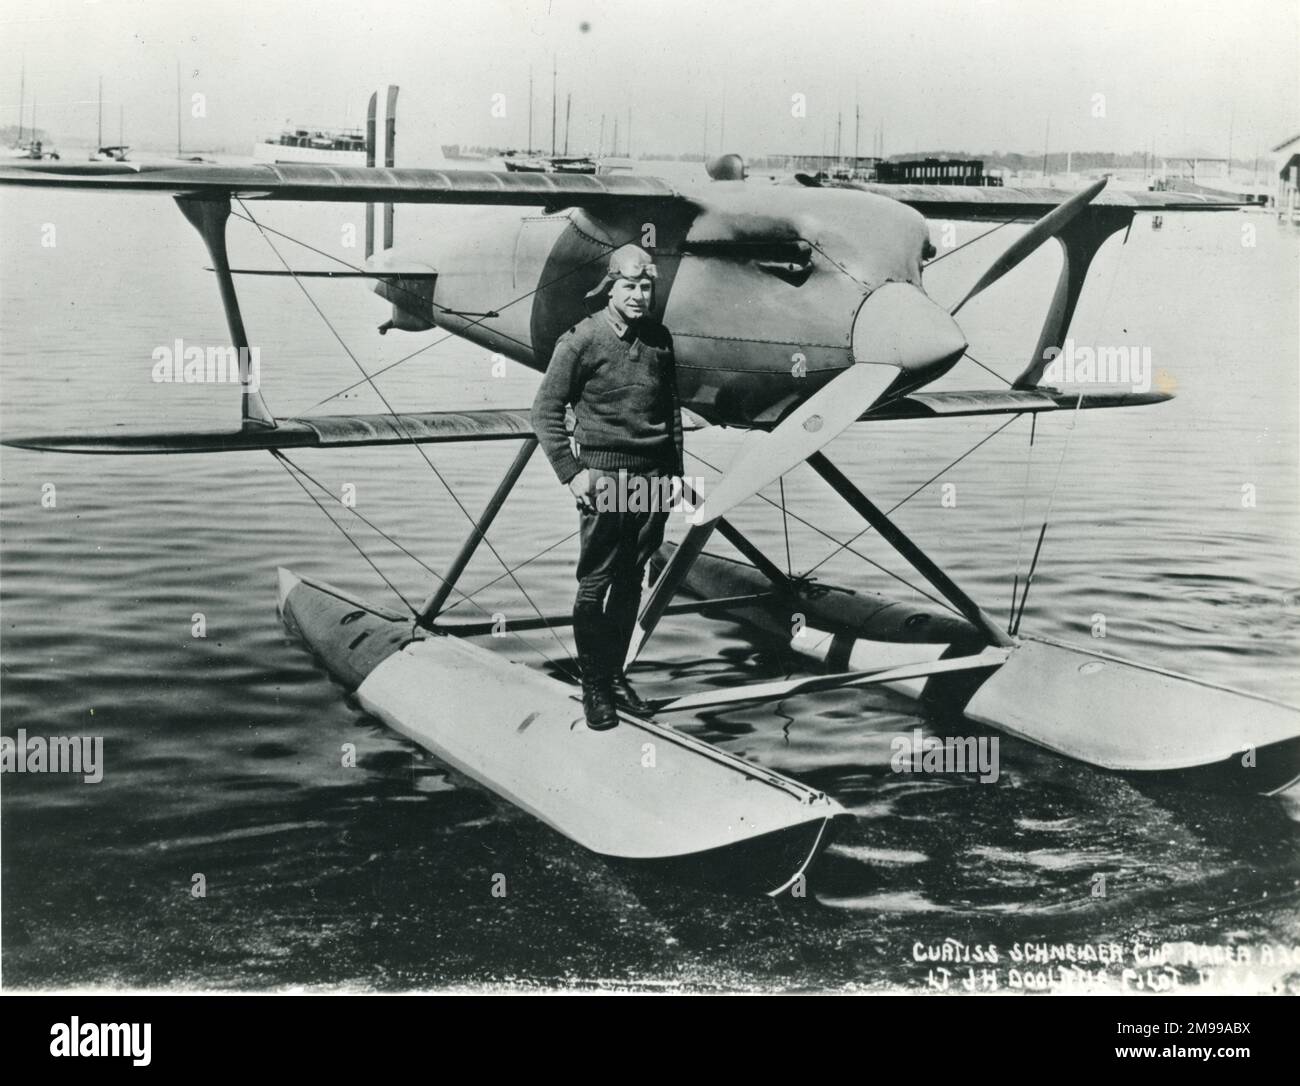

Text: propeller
xmin=689 ymin=283 xmax=966 ymax=526
xmin=949 ymin=177 xmax=1107 ymax=315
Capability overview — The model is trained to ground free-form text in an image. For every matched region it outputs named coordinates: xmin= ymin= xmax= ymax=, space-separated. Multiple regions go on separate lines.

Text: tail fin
xmin=364 ymin=85 xmax=399 ymax=258
xmin=363 ymin=84 xmax=449 ymax=259
xmin=365 ymin=91 xmax=376 ymax=257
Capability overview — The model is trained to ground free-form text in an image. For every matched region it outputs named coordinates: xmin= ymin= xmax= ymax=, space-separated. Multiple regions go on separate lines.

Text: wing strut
xmin=1014 ymin=206 xmax=1134 ymax=388
xmin=806 ymin=452 xmax=1013 ymax=648
xmin=623 ymin=476 xmax=807 ymax=666
xmin=417 ymin=438 xmax=538 ymax=623
xmin=624 ymin=522 xmax=718 ymax=666
xmin=174 ymin=196 xmax=276 ymax=428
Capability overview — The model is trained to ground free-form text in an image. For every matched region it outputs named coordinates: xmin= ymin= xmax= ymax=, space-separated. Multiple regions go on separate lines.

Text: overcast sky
xmin=2 ymin=0 xmax=1295 ymax=159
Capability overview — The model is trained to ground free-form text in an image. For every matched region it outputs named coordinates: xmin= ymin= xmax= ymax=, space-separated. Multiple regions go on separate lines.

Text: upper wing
xmin=798 ymin=177 xmax=1247 ymax=221
xmin=0 ymin=160 xmax=686 ymax=210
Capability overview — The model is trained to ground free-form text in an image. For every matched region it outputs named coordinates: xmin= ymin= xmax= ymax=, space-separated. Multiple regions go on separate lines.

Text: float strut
xmin=417 ymin=438 xmax=538 ymax=623
xmin=807 ymin=451 xmax=1013 ymax=648
xmin=175 ymin=196 xmax=276 ymax=429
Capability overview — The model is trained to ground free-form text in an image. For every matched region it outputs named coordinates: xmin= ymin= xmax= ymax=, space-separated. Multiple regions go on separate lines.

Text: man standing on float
xmin=531 ymin=244 xmax=684 ymax=730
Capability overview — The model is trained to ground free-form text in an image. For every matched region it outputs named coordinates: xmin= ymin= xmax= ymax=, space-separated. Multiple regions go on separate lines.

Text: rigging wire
xmin=685 ymin=448 xmax=966 ymax=621
xmin=439 ymin=529 xmax=581 ymax=612
xmin=237 ymin=199 xmax=578 ymax=675
xmin=1007 ymin=211 xmax=1128 ymax=634
xmin=800 ymin=413 xmax=1023 ymax=579
xmin=271 ymin=451 xmax=419 ymax=616
xmin=235 ymin=203 xmax=1041 ymax=650
xmin=778 ymin=476 xmax=794 ymax=578
xmin=272 ymin=450 xmax=579 ymax=678
xmin=1008 ymin=411 xmax=1038 ymax=631
xmin=961 ymin=350 xmax=1015 ymax=387
xmin=226 ymin=208 xmax=658 ymax=414
xmin=272 ymin=450 xmax=454 ymax=582
xmin=226 ymin=211 xmax=444 ymax=317
xmin=1010 ymin=392 xmax=1084 ymax=636
xmin=922 ymin=217 xmax=1024 ymax=268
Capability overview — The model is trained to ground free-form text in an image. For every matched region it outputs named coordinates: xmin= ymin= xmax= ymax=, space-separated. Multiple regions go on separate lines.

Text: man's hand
xmin=569 ymin=469 xmax=595 ymax=513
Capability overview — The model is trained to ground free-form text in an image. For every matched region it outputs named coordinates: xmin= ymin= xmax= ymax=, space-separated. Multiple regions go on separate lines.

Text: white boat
xmin=254 ymin=127 xmax=366 ymax=166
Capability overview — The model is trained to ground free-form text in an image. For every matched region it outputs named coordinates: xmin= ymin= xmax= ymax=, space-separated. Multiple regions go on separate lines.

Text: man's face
xmin=609 ymin=276 xmax=654 ymax=322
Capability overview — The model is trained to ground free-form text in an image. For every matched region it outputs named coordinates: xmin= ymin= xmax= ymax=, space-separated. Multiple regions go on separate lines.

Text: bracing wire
xmin=271 ymin=451 xmax=419 ymax=616
xmin=1008 ymin=412 xmax=1038 ymax=631
xmin=922 ymin=217 xmax=1025 ymax=268
xmin=778 ymin=476 xmax=794 ymax=578
xmin=1010 ymin=393 xmax=1084 ymax=636
xmin=685 ymin=448 xmax=966 ymax=621
xmin=237 ymin=199 xmax=580 ymax=675
xmin=271 ymin=450 xmax=580 ymax=678
xmin=226 ymin=208 xmax=667 ymax=415
xmin=801 ymin=413 xmax=1023 ymax=579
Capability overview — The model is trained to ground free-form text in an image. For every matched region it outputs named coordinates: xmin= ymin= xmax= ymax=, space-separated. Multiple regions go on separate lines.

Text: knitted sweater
xmin=531 ymin=313 xmax=685 ymax=484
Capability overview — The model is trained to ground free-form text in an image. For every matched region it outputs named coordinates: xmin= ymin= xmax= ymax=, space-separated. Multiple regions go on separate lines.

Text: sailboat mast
xmin=17 ymin=64 xmax=24 ymax=145
xmin=176 ymin=62 xmax=182 ymax=156
xmin=97 ymin=76 xmax=103 ymax=147
xmin=527 ymin=67 xmax=533 ymax=154
xmin=550 ymin=56 xmax=556 ymax=157
xmin=563 ymin=91 xmax=571 ymax=156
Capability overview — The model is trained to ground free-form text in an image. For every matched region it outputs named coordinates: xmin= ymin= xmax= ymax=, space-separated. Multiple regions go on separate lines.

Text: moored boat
xmin=254 ymin=127 xmax=366 ymax=166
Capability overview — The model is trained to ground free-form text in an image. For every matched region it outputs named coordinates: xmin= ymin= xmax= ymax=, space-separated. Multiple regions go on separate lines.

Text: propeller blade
xmin=688 ymin=364 xmax=894 ymax=526
xmin=686 ymin=364 xmax=889 ymax=525
xmin=950 ymin=177 xmax=1108 ymax=316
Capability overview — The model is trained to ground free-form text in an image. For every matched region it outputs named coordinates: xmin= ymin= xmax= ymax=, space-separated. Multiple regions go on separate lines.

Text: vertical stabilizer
xmin=364 ymin=91 xmax=377 ymax=258
xmin=383 ymin=84 xmax=398 ymax=250
xmin=363 ymin=84 xmax=450 ymax=257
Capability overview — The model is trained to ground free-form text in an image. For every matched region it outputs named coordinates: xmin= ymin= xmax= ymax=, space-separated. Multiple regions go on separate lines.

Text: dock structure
xmin=874 ymin=157 xmax=1003 ymax=186
xmin=755 ymin=152 xmax=879 ymax=180
xmin=1272 ymin=133 xmax=1300 ymax=223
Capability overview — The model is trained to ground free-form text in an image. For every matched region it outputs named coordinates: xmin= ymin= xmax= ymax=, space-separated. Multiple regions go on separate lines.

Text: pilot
xmin=530 ymin=244 xmax=684 ymax=730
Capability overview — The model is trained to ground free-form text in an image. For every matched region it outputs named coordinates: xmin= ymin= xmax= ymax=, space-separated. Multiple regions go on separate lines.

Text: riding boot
xmin=604 ymin=586 xmax=655 ymax=716
xmin=572 ymin=605 xmax=619 ymax=731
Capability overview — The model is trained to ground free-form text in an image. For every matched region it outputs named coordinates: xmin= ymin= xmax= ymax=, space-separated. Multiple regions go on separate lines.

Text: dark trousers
xmin=573 ymin=467 xmax=669 ymax=679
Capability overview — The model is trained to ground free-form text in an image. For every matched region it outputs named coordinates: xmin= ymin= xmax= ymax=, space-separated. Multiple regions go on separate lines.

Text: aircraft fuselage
xmin=379 ymin=184 xmax=938 ymax=428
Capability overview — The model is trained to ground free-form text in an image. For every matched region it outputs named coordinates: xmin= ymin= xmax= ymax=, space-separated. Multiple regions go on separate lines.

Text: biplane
xmin=3 ymin=86 xmax=1297 ymax=896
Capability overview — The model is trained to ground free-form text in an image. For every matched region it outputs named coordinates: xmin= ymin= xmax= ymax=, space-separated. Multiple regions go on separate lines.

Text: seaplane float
xmin=2 ymin=87 xmax=1297 ymax=897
